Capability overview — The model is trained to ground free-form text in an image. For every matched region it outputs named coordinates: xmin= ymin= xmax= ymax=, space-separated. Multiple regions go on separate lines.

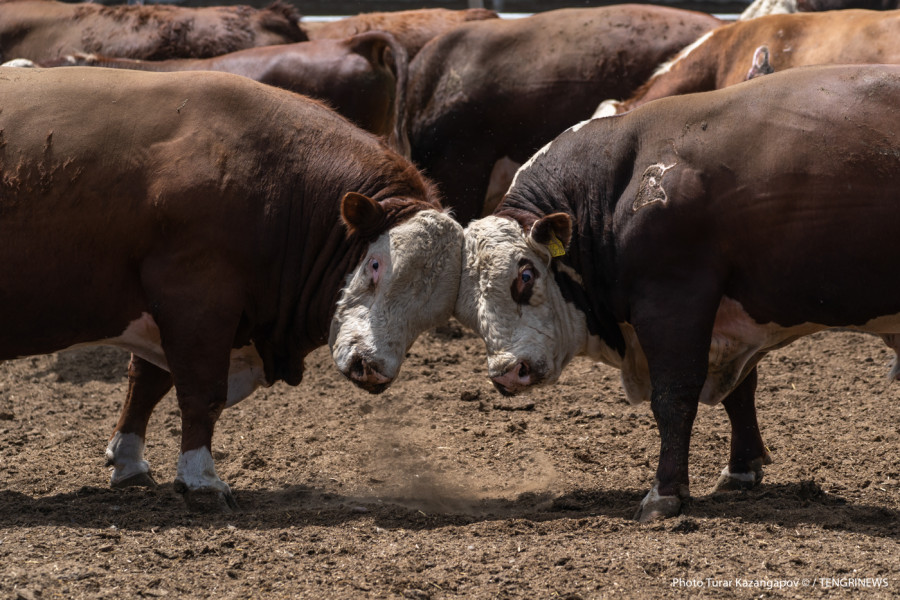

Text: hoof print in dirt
xmin=174 ymin=481 xmax=238 ymax=513
xmin=111 ymin=471 xmax=158 ymax=489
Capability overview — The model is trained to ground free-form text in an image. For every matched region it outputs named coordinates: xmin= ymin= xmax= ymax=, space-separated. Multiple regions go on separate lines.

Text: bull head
xmin=455 ymin=213 xmax=593 ymax=396
xmin=329 ymin=192 xmax=464 ymax=393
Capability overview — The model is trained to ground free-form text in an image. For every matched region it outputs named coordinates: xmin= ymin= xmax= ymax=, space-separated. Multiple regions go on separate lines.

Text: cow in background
xmin=0 ymin=66 xmax=463 ymax=510
xmin=595 ymin=9 xmax=900 ymax=117
xmin=302 ymin=7 xmax=498 ymax=60
xmin=403 ymin=5 xmax=722 ymax=224
xmin=0 ymin=0 xmax=305 ymax=62
xmin=455 ymin=64 xmax=900 ymax=521
xmin=36 ymin=31 xmax=410 ymax=155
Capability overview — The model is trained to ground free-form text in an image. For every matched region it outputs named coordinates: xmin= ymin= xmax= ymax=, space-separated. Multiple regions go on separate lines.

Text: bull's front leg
xmin=629 ymin=281 xmax=719 ymax=522
xmin=106 ymin=355 xmax=173 ymax=488
xmin=714 ymin=366 xmax=772 ymax=491
xmin=171 ymin=377 xmax=235 ymax=512
xmin=144 ymin=261 xmax=244 ymax=512
xmin=635 ymin=379 xmax=701 ymax=522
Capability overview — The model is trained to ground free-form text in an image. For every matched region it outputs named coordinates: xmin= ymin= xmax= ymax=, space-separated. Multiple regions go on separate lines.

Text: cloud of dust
xmin=349 ymin=398 xmax=559 ymax=516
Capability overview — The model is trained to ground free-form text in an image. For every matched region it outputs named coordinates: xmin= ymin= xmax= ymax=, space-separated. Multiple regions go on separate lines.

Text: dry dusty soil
xmin=0 ymin=322 xmax=898 ymax=599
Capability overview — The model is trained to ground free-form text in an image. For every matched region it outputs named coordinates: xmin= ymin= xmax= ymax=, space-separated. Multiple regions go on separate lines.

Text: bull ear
xmin=341 ymin=192 xmax=386 ymax=238
xmin=529 ymin=212 xmax=572 ymax=258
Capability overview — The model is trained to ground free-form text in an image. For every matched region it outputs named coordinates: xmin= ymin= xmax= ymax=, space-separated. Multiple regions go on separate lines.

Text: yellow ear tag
xmin=546 ymin=232 xmax=566 ymax=258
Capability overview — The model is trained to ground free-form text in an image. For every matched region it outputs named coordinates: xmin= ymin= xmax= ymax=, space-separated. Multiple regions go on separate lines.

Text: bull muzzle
xmin=490 ymin=360 xmax=537 ymax=397
xmin=345 ymin=356 xmax=393 ymax=394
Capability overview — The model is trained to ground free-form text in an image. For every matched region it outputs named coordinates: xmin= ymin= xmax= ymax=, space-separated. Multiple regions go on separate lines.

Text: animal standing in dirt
xmin=454 ymin=64 xmax=900 ymax=521
xmin=0 ymin=66 xmax=463 ymax=511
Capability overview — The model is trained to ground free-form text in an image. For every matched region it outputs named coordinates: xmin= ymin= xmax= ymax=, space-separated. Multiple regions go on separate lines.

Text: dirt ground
xmin=0 ymin=322 xmax=898 ymax=599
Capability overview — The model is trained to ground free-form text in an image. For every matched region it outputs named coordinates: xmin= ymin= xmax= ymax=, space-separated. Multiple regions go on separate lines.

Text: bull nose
xmin=347 ymin=356 xmax=393 ymax=394
xmin=491 ymin=361 xmax=534 ymax=397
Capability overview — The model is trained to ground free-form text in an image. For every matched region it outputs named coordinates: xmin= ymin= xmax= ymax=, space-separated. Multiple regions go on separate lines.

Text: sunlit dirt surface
xmin=1 ymin=323 xmax=897 ymax=598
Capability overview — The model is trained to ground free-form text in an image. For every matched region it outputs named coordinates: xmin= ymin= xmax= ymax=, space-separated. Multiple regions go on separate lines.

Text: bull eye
xmin=511 ymin=260 xmax=537 ymax=305
xmin=368 ymin=257 xmax=381 ymax=285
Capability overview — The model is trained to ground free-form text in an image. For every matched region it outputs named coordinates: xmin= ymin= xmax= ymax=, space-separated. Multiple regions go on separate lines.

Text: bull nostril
xmin=349 ymin=357 xmax=365 ymax=380
xmin=517 ymin=361 xmax=531 ymax=379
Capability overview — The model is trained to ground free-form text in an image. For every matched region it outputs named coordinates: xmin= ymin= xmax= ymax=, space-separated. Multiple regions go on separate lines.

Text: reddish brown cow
xmin=303 ymin=7 xmax=498 ymax=60
xmin=0 ymin=0 xmax=305 ymax=62
xmin=40 ymin=31 xmax=409 ymax=153
xmin=597 ymin=9 xmax=900 ymax=115
xmin=403 ymin=5 xmax=722 ymax=224
xmin=0 ymin=66 xmax=464 ymax=510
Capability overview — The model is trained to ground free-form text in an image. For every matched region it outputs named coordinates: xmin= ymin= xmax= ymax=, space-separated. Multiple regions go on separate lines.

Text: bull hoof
xmin=111 ymin=471 xmax=157 ymax=489
xmin=713 ymin=455 xmax=772 ymax=492
xmin=174 ymin=479 xmax=239 ymax=513
xmin=633 ymin=482 xmax=685 ymax=522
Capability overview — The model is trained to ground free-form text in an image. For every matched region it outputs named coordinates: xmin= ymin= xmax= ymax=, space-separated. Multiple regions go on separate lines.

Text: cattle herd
xmin=0 ymin=0 xmax=898 ymax=522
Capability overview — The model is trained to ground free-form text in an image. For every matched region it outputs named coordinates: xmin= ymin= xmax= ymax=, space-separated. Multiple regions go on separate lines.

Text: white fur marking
xmin=99 ymin=312 xmax=267 ymax=406
xmin=510 ymin=141 xmax=554 ymax=191
xmin=720 ymin=466 xmax=757 ymax=483
xmin=650 ymin=31 xmax=715 ymax=79
xmin=106 ymin=431 xmax=150 ymax=485
xmin=176 ymin=447 xmax=230 ymax=494
xmin=592 ymin=99 xmax=623 ymax=119
xmin=1 ymin=58 xmax=36 ymax=68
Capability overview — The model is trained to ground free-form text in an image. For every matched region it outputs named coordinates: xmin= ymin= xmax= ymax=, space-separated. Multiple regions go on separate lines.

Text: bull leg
xmin=144 ymin=262 xmax=244 ymax=512
xmin=106 ymin=354 xmax=173 ymax=488
xmin=714 ymin=366 xmax=773 ymax=491
xmin=629 ymin=281 xmax=720 ymax=522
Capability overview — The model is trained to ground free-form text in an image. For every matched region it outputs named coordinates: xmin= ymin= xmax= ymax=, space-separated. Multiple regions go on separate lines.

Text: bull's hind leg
xmin=714 ymin=366 xmax=772 ymax=491
xmin=106 ymin=355 xmax=173 ymax=488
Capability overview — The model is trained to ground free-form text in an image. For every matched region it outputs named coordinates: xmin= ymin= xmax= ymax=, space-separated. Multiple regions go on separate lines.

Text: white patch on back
xmin=650 ymin=30 xmax=716 ymax=79
xmin=592 ymin=99 xmax=623 ymax=119
xmin=1 ymin=58 xmax=36 ymax=68
xmin=510 ymin=141 xmax=554 ymax=191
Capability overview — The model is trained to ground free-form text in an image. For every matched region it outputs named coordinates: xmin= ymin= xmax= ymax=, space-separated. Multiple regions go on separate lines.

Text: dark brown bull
xmin=0 ymin=66 xmax=463 ymax=510
xmin=403 ymin=5 xmax=722 ymax=224
xmin=598 ymin=9 xmax=900 ymax=115
xmin=41 ymin=31 xmax=409 ymax=154
xmin=0 ymin=0 xmax=305 ymax=62
xmin=456 ymin=64 xmax=900 ymax=521
xmin=302 ymin=7 xmax=498 ymax=60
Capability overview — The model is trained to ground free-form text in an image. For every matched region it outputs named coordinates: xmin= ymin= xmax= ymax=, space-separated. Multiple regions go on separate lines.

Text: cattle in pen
xmin=0 ymin=66 xmax=463 ymax=511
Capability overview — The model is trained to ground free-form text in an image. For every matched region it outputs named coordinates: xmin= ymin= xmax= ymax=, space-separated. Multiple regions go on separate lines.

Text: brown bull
xmin=597 ymin=9 xmax=900 ymax=115
xmin=40 ymin=31 xmax=409 ymax=154
xmin=403 ymin=5 xmax=722 ymax=224
xmin=0 ymin=0 xmax=305 ymax=62
xmin=0 ymin=66 xmax=463 ymax=510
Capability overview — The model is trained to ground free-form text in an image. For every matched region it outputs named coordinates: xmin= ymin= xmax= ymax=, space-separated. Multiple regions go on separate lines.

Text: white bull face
xmin=455 ymin=215 xmax=589 ymax=396
xmin=330 ymin=195 xmax=464 ymax=393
